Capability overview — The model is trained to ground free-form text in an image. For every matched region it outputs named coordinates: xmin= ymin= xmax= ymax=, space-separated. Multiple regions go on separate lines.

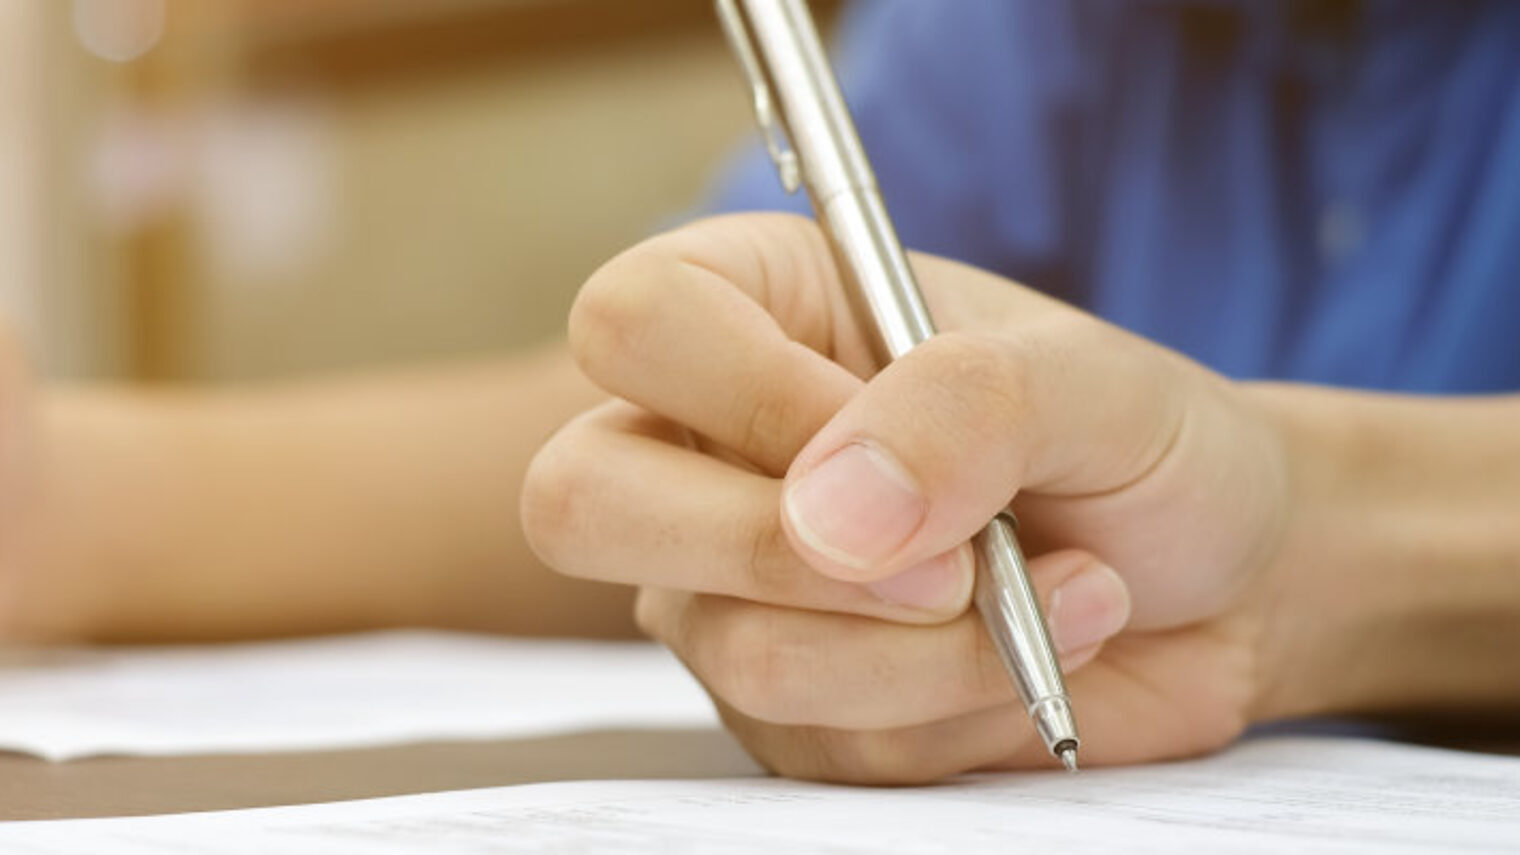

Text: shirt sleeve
xmin=701 ymin=0 xmax=1098 ymax=298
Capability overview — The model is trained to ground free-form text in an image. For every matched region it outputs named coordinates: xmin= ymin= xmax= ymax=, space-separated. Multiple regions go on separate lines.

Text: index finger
xmin=569 ymin=213 xmax=865 ymax=475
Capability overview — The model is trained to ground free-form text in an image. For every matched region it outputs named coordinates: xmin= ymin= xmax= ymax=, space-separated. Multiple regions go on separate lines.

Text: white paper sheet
xmin=0 ymin=631 xmax=718 ymax=761
xmin=0 ymin=736 xmax=1515 ymax=853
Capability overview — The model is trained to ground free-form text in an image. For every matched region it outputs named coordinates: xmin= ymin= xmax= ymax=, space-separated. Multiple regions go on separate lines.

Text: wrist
xmin=1244 ymin=384 xmax=1520 ymax=722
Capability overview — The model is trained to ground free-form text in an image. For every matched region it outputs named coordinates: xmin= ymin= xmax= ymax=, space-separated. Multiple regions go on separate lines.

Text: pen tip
xmin=1058 ymin=746 xmax=1078 ymax=773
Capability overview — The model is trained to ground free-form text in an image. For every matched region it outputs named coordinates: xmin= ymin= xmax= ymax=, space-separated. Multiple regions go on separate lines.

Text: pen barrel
xmin=738 ymin=0 xmax=934 ymax=364
xmin=973 ymin=514 xmax=1080 ymax=755
xmin=817 ymin=189 xmax=934 ymax=363
xmin=739 ymin=0 xmax=877 ymax=199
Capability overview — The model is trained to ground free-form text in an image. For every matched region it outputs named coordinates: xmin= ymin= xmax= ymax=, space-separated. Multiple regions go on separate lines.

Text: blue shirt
xmin=706 ymin=0 xmax=1520 ymax=393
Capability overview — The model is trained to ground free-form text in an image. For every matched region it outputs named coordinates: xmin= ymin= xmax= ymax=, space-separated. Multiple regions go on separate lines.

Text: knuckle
xmin=704 ymin=613 xmax=783 ymax=719
xmin=740 ymin=515 xmax=800 ymax=603
xmin=730 ymin=345 xmax=823 ymax=471
xmin=734 ymin=383 xmax=797 ymax=472
xmin=519 ymin=426 xmax=597 ymax=575
xmin=927 ymin=331 xmax=1032 ymax=423
xmin=568 ymin=245 xmax=673 ymax=384
xmin=703 ymin=608 xmax=816 ymax=725
xmin=800 ymin=728 xmax=940 ymax=786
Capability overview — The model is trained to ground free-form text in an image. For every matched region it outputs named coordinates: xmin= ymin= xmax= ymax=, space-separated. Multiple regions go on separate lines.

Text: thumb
xmin=780 ymin=324 xmax=1186 ymax=585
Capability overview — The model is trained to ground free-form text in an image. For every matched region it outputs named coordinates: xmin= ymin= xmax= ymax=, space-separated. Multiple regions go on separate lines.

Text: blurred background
xmin=1 ymin=0 xmax=836 ymax=383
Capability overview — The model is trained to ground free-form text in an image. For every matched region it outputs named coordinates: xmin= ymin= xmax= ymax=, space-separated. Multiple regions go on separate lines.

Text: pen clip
xmin=716 ymin=0 xmax=801 ymax=194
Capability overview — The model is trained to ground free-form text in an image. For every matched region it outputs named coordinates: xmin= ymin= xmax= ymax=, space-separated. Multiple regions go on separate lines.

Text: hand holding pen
xmin=523 ymin=2 xmax=1299 ymax=785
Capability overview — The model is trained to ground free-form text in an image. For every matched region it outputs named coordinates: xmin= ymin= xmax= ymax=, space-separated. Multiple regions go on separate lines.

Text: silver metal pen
xmin=717 ymin=0 xmax=1080 ymax=771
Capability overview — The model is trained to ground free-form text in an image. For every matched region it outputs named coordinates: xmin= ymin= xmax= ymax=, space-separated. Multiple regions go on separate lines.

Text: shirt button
xmin=1317 ymin=201 xmax=1366 ymax=264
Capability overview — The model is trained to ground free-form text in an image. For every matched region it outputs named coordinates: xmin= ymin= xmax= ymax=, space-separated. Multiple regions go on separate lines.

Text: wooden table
xmin=0 ymin=728 xmax=760 ymax=821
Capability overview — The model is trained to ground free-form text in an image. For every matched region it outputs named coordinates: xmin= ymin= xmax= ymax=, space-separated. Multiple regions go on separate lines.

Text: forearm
xmin=1250 ymin=383 xmax=1520 ymax=720
xmin=5 ymin=343 xmax=635 ymax=643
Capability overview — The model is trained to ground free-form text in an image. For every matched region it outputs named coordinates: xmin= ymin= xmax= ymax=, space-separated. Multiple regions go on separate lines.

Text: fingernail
xmin=784 ymin=442 xmax=925 ymax=570
xmin=1048 ymin=563 xmax=1130 ymax=655
xmin=867 ymin=545 xmax=974 ymax=613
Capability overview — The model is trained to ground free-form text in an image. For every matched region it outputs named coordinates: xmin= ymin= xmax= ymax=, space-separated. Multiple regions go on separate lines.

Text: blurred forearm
xmin=5 ymin=343 xmax=633 ymax=643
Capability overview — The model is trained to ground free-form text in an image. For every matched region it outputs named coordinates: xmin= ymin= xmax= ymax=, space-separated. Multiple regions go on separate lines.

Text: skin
xmin=1 ymin=343 xmax=634 ymax=643
xmin=523 ymin=212 xmax=1520 ymax=785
